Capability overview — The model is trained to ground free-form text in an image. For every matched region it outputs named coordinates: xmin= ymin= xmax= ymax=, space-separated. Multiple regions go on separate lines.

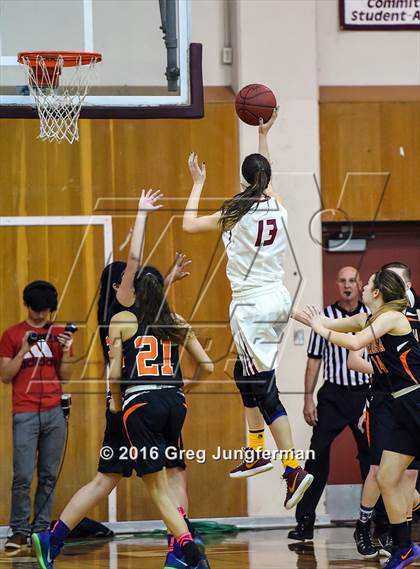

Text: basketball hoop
xmin=17 ymin=51 xmax=102 ymax=144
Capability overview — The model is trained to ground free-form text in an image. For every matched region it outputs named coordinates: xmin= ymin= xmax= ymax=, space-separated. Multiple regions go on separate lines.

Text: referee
xmin=289 ymin=266 xmax=371 ymax=541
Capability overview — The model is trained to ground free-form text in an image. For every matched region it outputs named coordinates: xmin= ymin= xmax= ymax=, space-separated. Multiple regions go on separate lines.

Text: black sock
xmin=359 ymin=505 xmax=374 ymax=525
xmin=390 ymin=522 xmax=411 ymax=550
xmin=407 ymin=516 xmax=413 ymax=540
xmin=184 ymin=516 xmax=194 ymax=536
xmin=181 ymin=541 xmax=200 ymax=567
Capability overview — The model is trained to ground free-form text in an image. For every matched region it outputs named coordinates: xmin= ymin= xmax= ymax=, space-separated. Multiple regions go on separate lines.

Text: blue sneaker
xmin=164 ymin=551 xmax=188 ymax=568
xmin=165 ymin=533 xmax=210 ymax=569
xmin=384 ymin=543 xmax=420 ymax=569
xmin=163 ymin=550 xmax=210 ymax=569
xmin=31 ymin=531 xmax=63 ymax=569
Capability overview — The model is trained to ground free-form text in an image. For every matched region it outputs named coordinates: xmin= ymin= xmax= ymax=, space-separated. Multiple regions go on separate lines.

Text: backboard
xmin=0 ymin=0 xmax=203 ymax=119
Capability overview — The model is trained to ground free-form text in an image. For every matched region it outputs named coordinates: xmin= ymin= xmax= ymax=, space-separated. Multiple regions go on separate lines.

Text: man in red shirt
xmin=0 ymin=281 xmax=75 ymax=550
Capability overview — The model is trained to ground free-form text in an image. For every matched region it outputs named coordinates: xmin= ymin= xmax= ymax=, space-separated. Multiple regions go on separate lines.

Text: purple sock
xmin=173 ymin=538 xmax=184 ymax=558
xmin=50 ymin=520 xmax=70 ymax=547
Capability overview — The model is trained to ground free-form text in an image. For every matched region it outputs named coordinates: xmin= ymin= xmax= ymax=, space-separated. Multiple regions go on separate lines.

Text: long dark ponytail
xmin=134 ymin=266 xmax=188 ymax=344
xmin=220 ymin=153 xmax=271 ymax=232
xmin=97 ymin=261 xmax=126 ymax=362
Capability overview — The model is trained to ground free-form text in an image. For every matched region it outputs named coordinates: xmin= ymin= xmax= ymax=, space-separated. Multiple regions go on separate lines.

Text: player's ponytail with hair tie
xmin=133 ymin=266 xmax=187 ymax=344
xmin=219 ymin=153 xmax=271 ymax=232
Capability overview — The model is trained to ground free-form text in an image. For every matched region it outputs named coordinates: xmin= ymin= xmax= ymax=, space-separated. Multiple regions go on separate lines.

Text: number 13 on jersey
xmin=255 ymin=219 xmax=278 ymax=247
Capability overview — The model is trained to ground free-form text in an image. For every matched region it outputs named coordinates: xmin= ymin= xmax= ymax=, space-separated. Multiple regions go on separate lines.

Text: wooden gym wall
xmin=0 ymin=88 xmax=247 ymax=524
xmin=320 ymin=87 xmax=420 ymax=222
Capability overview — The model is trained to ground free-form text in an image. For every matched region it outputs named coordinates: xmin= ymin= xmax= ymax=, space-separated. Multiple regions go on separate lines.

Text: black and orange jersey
xmin=108 ymin=299 xmax=136 ymax=322
xmin=122 ymin=321 xmax=183 ymax=389
xmin=367 ymin=329 xmax=420 ymax=393
xmin=105 ymin=300 xmax=137 ymax=394
xmin=102 ymin=299 xmax=136 ymax=364
xmin=107 ymin=300 xmax=137 ymax=354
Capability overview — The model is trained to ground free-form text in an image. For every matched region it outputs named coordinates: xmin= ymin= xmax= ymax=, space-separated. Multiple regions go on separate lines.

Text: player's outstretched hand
xmin=303 ymin=305 xmax=323 ymax=334
xmin=138 ymin=189 xmax=163 ymax=212
xmin=188 ymin=152 xmax=206 ymax=185
xmin=169 ymin=252 xmax=192 ymax=283
xmin=291 ymin=308 xmax=311 ymax=327
xmin=259 ymin=106 xmax=278 ymax=135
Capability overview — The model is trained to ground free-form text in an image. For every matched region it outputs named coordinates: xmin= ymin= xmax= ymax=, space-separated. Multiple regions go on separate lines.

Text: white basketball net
xmin=20 ymin=54 xmax=99 ymax=144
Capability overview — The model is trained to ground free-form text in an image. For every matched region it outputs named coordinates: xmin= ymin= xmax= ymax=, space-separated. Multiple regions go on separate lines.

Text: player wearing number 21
xmin=183 ymin=109 xmax=313 ymax=511
xmin=108 ymin=268 xmax=214 ymax=569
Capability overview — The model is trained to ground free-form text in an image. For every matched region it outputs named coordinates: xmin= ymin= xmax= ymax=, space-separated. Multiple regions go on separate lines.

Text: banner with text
xmin=340 ymin=0 xmax=420 ymax=29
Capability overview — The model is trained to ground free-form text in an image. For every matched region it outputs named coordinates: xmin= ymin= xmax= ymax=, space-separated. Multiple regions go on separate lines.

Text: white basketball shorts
xmin=229 ymin=285 xmax=291 ymax=375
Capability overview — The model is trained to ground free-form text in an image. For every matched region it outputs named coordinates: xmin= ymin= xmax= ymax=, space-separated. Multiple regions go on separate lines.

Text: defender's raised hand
xmin=138 ymin=189 xmax=163 ymax=212
xmin=169 ymin=252 xmax=192 ymax=283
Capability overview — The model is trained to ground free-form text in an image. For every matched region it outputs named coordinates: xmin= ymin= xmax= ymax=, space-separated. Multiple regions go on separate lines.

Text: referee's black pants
xmin=296 ymin=382 xmax=370 ymax=523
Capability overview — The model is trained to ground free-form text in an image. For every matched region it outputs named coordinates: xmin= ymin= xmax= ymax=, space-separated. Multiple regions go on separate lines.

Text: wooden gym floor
xmin=1 ymin=526 xmax=420 ymax=568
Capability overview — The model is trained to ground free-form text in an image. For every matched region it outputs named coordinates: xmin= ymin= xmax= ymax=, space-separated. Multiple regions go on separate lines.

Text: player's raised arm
xmin=292 ymin=308 xmax=367 ymax=332
xmin=320 ymin=312 xmax=368 ymax=333
xmin=117 ymin=189 xmax=163 ymax=306
xmin=182 ymin=152 xmax=221 ymax=234
xmin=304 ymin=306 xmax=401 ymax=351
xmin=258 ymin=108 xmax=281 ymax=199
xmin=258 ymin=107 xmax=278 ymax=163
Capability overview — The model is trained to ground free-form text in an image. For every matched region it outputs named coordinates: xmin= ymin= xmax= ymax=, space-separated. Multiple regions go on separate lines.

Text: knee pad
xmin=251 ymin=371 xmax=287 ymax=425
xmin=233 ymin=358 xmax=258 ymax=408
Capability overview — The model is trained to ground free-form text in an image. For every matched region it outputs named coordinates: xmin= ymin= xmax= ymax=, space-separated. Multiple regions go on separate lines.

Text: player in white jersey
xmin=222 ymin=188 xmax=288 ymax=294
xmin=221 ymin=177 xmax=290 ymax=376
xmin=183 ymin=111 xmax=313 ymax=510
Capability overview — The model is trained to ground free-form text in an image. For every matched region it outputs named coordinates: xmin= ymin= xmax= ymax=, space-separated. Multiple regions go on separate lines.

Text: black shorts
xmin=97 ymin=408 xmax=134 ymax=478
xmin=367 ymin=391 xmax=419 ymax=469
xmin=122 ymin=387 xmax=187 ymax=477
xmin=385 ymin=388 xmax=420 ymax=463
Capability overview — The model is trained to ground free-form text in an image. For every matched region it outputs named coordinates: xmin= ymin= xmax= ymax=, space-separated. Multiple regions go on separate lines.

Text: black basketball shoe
xmin=354 ymin=521 xmax=379 ymax=559
xmin=288 ymin=515 xmax=315 ymax=542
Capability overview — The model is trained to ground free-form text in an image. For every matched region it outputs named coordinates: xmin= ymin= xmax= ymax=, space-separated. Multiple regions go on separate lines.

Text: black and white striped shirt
xmin=307 ymin=302 xmax=370 ymax=387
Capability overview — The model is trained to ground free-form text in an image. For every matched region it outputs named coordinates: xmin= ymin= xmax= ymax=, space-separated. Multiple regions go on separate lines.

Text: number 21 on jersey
xmin=255 ymin=219 xmax=278 ymax=247
xmin=135 ymin=336 xmax=174 ymax=377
